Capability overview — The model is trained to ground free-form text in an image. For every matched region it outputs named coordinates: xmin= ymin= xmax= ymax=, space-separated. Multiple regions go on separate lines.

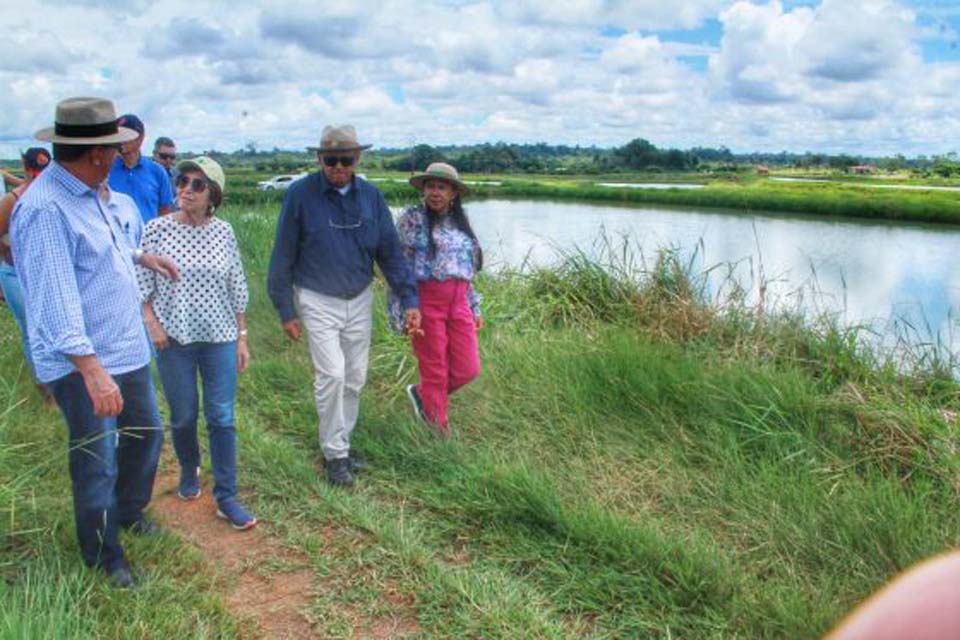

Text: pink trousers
xmin=411 ymin=279 xmax=481 ymax=431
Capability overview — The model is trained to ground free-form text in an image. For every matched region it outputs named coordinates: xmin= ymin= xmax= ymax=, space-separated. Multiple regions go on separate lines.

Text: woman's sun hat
xmin=409 ymin=162 xmax=470 ymax=195
xmin=177 ymin=156 xmax=226 ymax=192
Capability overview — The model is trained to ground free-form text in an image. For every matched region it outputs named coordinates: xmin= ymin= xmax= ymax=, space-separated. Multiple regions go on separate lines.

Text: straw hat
xmin=409 ymin=162 xmax=470 ymax=195
xmin=177 ymin=156 xmax=226 ymax=192
xmin=35 ymin=97 xmax=139 ymax=145
xmin=310 ymin=125 xmax=372 ymax=153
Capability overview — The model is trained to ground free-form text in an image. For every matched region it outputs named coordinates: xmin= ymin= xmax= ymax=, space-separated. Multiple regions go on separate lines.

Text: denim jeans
xmin=156 ymin=340 xmax=239 ymax=504
xmin=48 ymin=365 xmax=164 ymax=571
xmin=0 ymin=261 xmax=34 ymax=376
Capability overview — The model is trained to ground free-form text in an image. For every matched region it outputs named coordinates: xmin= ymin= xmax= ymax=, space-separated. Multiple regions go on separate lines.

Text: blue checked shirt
xmin=10 ymin=162 xmax=150 ymax=384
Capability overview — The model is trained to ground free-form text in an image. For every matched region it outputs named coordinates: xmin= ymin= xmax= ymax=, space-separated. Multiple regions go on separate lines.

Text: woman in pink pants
xmin=390 ymin=163 xmax=483 ymax=435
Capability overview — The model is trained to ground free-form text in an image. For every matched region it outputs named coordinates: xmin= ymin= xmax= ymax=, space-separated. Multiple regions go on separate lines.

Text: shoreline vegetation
xmin=2 ymin=200 xmax=958 ymax=638
xmin=226 ymin=169 xmax=960 ymax=226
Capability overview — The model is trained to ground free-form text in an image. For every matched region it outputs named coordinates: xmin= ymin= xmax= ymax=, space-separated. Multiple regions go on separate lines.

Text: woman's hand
xmin=474 ymin=315 xmax=484 ymax=330
xmin=146 ymin=318 xmax=169 ymax=351
xmin=405 ymin=309 xmax=424 ymax=337
xmin=237 ymin=337 xmax=250 ymax=373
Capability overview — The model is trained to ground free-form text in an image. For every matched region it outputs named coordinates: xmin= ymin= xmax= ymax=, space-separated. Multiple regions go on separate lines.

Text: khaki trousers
xmin=294 ymin=285 xmax=373 ymax=461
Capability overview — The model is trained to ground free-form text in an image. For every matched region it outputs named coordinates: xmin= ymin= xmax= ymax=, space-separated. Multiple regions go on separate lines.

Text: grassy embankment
xmin=226 ymin=167 xmax=960 ymax=225
xmin=2 ymin=197 xmax=960 ymax=638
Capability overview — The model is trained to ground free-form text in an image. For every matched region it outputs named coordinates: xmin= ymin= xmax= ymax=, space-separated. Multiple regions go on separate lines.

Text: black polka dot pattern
xmin=137 ymin=215 xmax=248 ymax=344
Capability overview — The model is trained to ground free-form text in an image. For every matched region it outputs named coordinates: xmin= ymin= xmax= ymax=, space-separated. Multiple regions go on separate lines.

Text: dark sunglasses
xmin=322 ymin=155 xmax=355 ymax=168
xmin=157 ymin=152 xmax=176 ymax=161
xmin=175 ymin=174 xmax=208 ymax=193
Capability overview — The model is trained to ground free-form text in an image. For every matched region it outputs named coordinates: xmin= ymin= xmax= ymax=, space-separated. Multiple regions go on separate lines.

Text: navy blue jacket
xmin=267 ymin=173 xmax=418 ymax=323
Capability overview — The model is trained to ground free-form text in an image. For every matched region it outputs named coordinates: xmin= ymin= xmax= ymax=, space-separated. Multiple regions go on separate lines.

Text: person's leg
xmin=295 ymin=288 xmax=350 ymax=461
xmin=0 ymin=262 xmax=34 ymax=375
xmin=197 ymin=341 xmax=238 ymax=504
xmin=114 ymin=365 xmax=164 ymax=527
xmin=156 ymin=341 xmax=202 ymax=497
xmin=48 ymin=372 xmax=125 ymax=571
xmin=340 ymin=286 xmax=373 ymax=448
xmin=447 ymin=281 xmax=481 ymax=394
xmin=411 ymin=280 xmax=453 ymax=430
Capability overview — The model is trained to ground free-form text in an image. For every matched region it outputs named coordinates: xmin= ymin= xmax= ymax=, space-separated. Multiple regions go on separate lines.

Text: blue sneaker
xmin=178 ymin=466 xmax=201 ymax=501
xmin=216 ymin=499 xmax=257 ymax=531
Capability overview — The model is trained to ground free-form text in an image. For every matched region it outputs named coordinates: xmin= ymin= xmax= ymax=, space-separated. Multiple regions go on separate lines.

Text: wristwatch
xmin=133 ymin=248 xmax=144 ymax=263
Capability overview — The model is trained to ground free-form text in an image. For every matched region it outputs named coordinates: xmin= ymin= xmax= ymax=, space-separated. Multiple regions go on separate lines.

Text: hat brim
xmin=35 ymin=125 xmax=140 ymax=145
xmin=177 ymin=159 xmax=225 ymax=192
xmin=409 ymin=174 xmax=470 ymax=195
xmin=307 ymin=144 xmax=373 ymax=153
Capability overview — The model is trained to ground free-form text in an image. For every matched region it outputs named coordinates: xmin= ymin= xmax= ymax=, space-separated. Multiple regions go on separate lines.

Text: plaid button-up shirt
xmin=11 ymin=162 xmax=150 ymax=383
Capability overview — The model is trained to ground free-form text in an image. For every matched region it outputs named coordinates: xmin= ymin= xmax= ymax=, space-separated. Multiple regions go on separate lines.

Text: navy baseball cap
xmin=117 ymin=113 xmax=145 ymax=135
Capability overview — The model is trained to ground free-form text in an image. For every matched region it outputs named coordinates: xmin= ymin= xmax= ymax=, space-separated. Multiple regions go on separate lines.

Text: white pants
xmin=295 ymin=285 xmax=373 ymax=461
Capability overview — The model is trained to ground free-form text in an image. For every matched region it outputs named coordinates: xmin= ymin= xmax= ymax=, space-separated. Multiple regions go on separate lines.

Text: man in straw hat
xmin=268 ymin=124 xmax=421 ymax=488
xmin=11 ymin=96 xmax=180 ymax=588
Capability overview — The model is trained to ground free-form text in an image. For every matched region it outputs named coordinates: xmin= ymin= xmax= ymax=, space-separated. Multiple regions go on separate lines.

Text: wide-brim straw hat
xmin=409 ymin=162 xmax=470 ymax=195
xmin=35 ymin=97 xmax=139 ymax=145
xmin=177 ymin=156 xmax=226 ymax=192
xmin=308 ymin=124 xmax=372 ymax=153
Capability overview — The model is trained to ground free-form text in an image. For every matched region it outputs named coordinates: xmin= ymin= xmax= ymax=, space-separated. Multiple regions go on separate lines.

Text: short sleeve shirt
xmin=108 ymin=155 xmax=174 ymax=224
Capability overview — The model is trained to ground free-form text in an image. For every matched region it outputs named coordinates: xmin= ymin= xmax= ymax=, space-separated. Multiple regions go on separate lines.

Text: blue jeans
xmin=156 ymin=340 xmax=239 ymax=504
xmin=48 ymin=365 xmax=164 ymax=571
xmin=0 ymin=262 xmax=34 ymax=377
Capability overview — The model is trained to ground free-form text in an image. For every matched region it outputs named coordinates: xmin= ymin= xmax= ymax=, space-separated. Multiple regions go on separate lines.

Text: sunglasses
xmin=157 ymin=152 xmax=176 ymax=161
xmin=175 ymin=174 xmax=208 ymax=193
xmin=322 ymin=155 xmax=355 ymax=168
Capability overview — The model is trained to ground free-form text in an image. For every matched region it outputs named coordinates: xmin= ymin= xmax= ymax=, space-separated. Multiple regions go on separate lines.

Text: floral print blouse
xmin=388 ymin=204 xmax=481 ymax=333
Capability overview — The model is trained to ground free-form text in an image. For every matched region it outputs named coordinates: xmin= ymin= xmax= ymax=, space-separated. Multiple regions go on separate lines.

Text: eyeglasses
xmin=157 ymin=152 xmax=176 ymax=161
xmin=322 ymin=155 xmax=355 ymax=168
xmin=175 ymin=174 xmax=208 ymax=193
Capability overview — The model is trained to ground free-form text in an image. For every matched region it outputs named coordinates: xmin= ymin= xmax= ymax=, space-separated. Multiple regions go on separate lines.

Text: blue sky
xmin=1 ymin=0 xmax=958 ymax=157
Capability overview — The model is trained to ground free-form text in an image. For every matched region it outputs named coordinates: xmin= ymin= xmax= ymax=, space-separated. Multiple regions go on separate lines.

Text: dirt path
xmin=152 ymin=465 xmax=318 ymax=639
xmin=151 ymin=450 xmax=420 ymax=639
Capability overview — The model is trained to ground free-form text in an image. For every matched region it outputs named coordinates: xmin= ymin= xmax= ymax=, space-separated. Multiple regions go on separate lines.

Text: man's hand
xmin=146 ymin=318 xmax=169 ymax=351
xmin=139 ymin=252 xmax=180 ymax=281
xmin=237 ymin=337 xmax=250 ymax=372
xmin=405 ymin=309 xmax=423 ymax=338
xmin=73 ymin=356 xmax=122 ymax=417
xmin=283 ymin=319 xmax=302 ymax=341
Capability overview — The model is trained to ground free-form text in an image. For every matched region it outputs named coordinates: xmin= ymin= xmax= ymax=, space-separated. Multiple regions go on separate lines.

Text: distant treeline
xmin=207 ymin=139 xmax=952 ymax=176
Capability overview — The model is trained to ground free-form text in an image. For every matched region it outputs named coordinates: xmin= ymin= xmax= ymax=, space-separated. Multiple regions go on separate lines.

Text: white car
xmin=257 ymin=173 xmax=306 ymax=191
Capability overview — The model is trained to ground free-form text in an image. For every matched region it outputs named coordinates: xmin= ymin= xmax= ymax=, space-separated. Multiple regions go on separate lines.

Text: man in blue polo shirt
xmin=108 ymin=114 xmax=173 ymax=223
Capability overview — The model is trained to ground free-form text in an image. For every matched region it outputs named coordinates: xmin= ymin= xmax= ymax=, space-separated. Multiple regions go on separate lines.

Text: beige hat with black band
xmin=35 ymin=97 xmax=139 ymax=145
xmin=309 ymin=124 xmax=372 ymax=153
xmin=409 ymin=162 xmax=470 ymax=195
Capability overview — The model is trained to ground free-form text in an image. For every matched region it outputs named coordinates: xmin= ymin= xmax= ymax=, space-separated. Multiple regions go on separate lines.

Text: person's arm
xmin=374 ymin=193 xmax=421 ymax=335
xmin=236 ymin=312 xmax=249 ymax=372
xmin=1 ymin=170 xmax=23 ymax=189
xmin=467 ymin=282 xmax=483 ymax=329
xmin=0 ymin=192 xmax=16 ymax=238
xmin=157 ymin=165 xmax=174 ymax=216
xmin=266 ymin=189 xmax=302 ymax=339
xmin=225 ymin=224 xmax=250 ymax=370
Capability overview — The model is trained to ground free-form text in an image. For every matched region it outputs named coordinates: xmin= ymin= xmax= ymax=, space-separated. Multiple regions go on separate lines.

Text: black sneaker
xmin=325 ymin=457 xmax=355 ymax=487
xmin=406 ymin=384 xmax=424 ymax=421
xmin=105 ymin=564 xmax=136 ymax=589
xmin=348 ymin=452 xmax=369 ymax=473
xmin=123 ymin=518 xmax=163 ymax=537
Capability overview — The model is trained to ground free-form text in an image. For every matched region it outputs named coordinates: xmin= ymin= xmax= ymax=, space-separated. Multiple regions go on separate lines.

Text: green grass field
xmin=1 ymin=202 xmax=959 ymax=638
xmin=223 ymin=167 xmax=960 ymax=225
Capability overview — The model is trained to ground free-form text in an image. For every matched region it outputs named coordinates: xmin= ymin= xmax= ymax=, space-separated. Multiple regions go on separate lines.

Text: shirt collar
xmin=113 ymin=154 xmax=144 ymax=171
xmin=49 ymin=161 xmax=97 ymax=197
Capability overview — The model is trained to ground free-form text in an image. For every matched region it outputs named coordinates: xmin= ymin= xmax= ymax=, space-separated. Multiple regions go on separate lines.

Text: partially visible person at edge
xmin=138 ymin=156 xmax=257 ymax=531
xmin=267 ymin=124 xmax=421 ymax=488
xmin=108 ymin=113 xmax=174 ymax=223
xmin=0 ymin=148 xmax=51 ymax=399
xmin=390 ymin=163 xmax=483 ymax=436
xmin=10 ymin=97 xmax=180 ymax=589
xmin=2 ymin=168 xmax=23 ymax=191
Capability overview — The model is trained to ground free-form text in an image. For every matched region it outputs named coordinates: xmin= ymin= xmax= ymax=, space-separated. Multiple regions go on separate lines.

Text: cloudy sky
xmin=1 ymin=0 xmax=958 ymax=158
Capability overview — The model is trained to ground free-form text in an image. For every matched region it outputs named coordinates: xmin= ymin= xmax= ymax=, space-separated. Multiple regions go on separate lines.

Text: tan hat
xmin=35 ymin=97 xmax=139 ymax=145
xmin=409 ymin=162 xmax=470 ymax=195
xmin=177 ymin=156 xmax=226 ymax=192
xmin=310 ymin=125 xmax=372 ymax=153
